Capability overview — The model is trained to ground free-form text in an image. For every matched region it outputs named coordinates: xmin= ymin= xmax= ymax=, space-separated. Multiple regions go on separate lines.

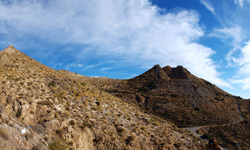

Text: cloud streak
xmin=0 ymin=0 xmax=230 ymax=87
xmin=200 ymin=0 xmax=215 ymax=14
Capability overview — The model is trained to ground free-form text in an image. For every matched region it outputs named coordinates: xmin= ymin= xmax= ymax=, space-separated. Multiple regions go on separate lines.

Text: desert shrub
xmin=48 ymin=80 xmax=56 ymax=87
xmin=69 ymin=120 xmax=75 ymax=126
xmin=54 ymin=112 xmax=60 ymax=118
xmin=0 ymin=128 xmax=9 ymax=140
xmin=56 ymin=129 xmax=64 ymax=137
xmin=65 ymin=111 xmax=71 ymax=117
xmin=117 ymin=126 xmax=125 ymax=133
xmin=170 ymin=94 xmax=178 ymax=98
xmin=83 ymin=122 xmax=94 ymax=129
xmin=32 ymin=145 xmax=41 ymax=150
xmin=202 ymin=133 xmax=212 ymax=140
xmin=37 ymin=100 xmax=52 ymax=106
xmin=174 ymin=143 xmax=181 ymax=147
xmin=126 ymin=135 xmax=136 ymax=145
xmin=140 ymin=126 xmax=146 ymax=131
xmin=215 ymin=96 xmax=225 ymax=101
xmin=95 ymin=101 xmax=100 ymax=106
xmin=148 ymin=81 xmax=157 ymax=89
xmin=143 ymin=86 xmax=150 ymax=92
xmin=49 ymin=139 xmax=69 ymax=150
xmin=194 ymin=107 xmax=200 ymax=111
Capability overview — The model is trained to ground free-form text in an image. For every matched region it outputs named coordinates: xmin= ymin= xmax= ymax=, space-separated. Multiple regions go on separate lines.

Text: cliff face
xmin=0 ymin=46 xmax=207 ymax=150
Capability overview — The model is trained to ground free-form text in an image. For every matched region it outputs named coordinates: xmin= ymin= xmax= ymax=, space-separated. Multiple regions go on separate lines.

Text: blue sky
xmin=1 ymin=0 xmax=250 ymax=98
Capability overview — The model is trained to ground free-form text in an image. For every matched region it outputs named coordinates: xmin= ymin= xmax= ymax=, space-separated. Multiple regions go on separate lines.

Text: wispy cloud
xmin=230 ymin=41 xmax=250 ymax=90
xmin=82 ymin=64 xmax=102 ymax=71
xmin=234 ymin=0 xmax=250 ymax=7
xmin=200 ymin=0 xmax=215 ymax=14
xmin=0 ymin=0 xmax=230 ymax=87
xmin=100 ymin=68 xmax=112 ymax=71
xmin=65 ymin=63 xmax=83 ymax=70
xmin=208 ymin=27 xmax=243 ymax=65
xmin=209 ymin=27 xmax=242 ymax=42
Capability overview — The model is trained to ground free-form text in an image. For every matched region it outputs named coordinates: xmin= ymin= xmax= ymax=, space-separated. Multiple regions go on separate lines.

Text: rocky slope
xmin=0 ymin=46 xmax=207 ymax=149
xmin=94 ymin=64 xmax=249 ymax=149
xmin=105 ymin=65 xmax=241 ymax=127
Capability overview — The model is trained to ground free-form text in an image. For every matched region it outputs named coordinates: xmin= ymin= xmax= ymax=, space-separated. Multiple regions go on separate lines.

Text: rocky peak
xmin=163 ymin=65 xmax=191 ymax=79
xmin=1 ymin=45 xmax=21 ymax=54
xmin=162 ymin=65 xmax=172 ymax=74
xmin=145 ymin=64 xmax=170 ymax=80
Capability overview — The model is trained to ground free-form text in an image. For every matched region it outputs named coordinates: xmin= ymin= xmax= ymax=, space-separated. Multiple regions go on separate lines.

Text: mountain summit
xmin=1 ymin=45 xmax=18 ymax=54
xmin=131 ymin=64 xmax=192 ymax=82
xmin=163 ymin=65 xmax=191 ymax=79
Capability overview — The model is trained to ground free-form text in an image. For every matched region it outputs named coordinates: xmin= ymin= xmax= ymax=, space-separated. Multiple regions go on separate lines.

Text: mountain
xmin=106 ymin=64 xmax=241 ymax=126
xmin=0 ymin=46 xmax=207 ymax=150
xmin=103 ymin=64 xmax=250 ymax=149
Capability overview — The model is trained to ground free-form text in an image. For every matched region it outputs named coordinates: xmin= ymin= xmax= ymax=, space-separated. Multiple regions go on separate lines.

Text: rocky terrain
xmin=93 ymin=65 xmax=249 ymax=149
xmin=0 ymin=45 xmax=249 ymax=150
xmin=0 ymin=46 xmax=208 ymax=149
xmin=104 ymin=65 xmax=241 ymax=127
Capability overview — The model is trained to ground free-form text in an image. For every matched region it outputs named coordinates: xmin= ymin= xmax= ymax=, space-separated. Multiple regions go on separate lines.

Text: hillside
xmin=105 ymin=65 xmax=241 ymax=126
xmin=97 ymin=64 xmax=249 ymax=149
xmin=0 ymin=46 xmax=208 ymax=149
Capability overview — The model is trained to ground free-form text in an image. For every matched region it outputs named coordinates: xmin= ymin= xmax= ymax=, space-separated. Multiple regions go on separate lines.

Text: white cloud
xmin=210 ymin=27 xmax=242 ymax=42
xmin=231 ymin=76 xmax=250 ymax=90
xmin=230 ymin=41 xmax=250 ymax=89
xmin=209 ymin=27 xmax=243 ymax=66
xmin=0 ymin=0 xmax=230 ymax=87
xmin=65 ymin=63 xmax=83 ymax=70
xmin=235 ymin=41 xmax=250 ymax=66
xmin=234 ymin=0 xmax=250 ymax=7
xmin=200 ymin=0 xmax=215 ymax=14
xmin=100 ymin=68 xmax=112 ymax=71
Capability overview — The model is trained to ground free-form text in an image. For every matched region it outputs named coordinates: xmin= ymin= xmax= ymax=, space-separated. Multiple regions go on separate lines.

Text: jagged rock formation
xmin=0 ymin=46 xmax=207 ymax=150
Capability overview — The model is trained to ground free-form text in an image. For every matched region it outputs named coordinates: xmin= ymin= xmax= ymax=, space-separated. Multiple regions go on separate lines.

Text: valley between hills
xmin=0 ymin=45 xmax=249 ymax=150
